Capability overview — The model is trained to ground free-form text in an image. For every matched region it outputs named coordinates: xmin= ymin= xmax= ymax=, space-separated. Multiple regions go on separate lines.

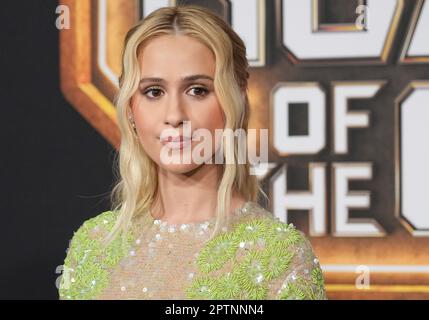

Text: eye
xmin=188 ymin=86 xmax=209 ymax=97
xmin=142 ymin=86 xmax=163 ymax=99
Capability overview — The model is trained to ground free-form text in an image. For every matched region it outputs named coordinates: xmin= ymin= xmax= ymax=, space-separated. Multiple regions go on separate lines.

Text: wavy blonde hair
xmin=104 ymin=4 xmax=264 ymax=247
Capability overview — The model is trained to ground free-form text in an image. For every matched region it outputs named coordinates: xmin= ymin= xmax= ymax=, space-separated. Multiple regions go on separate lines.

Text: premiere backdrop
xmin=1 ymin=0 xmax=428 ymax=299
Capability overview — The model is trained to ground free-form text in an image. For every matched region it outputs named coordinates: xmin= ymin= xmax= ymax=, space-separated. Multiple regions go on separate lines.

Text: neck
xmin=151 ymin=163 xmax=245 ymax=224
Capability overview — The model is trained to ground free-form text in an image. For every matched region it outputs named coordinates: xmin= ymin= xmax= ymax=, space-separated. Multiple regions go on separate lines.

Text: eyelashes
xmin=141 ymin=86 xmax=210 ymax=100
xmin=142 ymin=87 xmax=162 ymax=99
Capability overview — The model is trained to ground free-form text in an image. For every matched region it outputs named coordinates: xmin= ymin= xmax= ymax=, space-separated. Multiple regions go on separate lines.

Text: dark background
xmin=0 ymin=1 xmax=116 ymax=299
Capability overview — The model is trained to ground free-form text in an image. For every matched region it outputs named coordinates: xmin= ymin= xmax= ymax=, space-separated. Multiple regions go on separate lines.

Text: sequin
xmin=59 ymin=202 xmax=327 ymax=300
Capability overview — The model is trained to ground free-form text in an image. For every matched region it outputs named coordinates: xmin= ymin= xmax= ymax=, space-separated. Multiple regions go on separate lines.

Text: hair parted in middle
xmin=105 ymin=4 xmax=265 ymax=247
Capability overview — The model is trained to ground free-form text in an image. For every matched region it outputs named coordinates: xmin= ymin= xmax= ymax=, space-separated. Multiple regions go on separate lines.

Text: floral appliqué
xmin=186 ymin=216 xmax=326 ymax=300
xmin=58 ymin=211 xmax=133 ymax=300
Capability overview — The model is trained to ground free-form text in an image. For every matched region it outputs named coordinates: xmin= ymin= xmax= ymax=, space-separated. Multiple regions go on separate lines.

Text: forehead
xmin=138 ymin=34 xmax=216 ymax=78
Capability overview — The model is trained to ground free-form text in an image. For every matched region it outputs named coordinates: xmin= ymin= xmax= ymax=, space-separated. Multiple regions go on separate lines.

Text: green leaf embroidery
xmin=212 ymin=273 xmax=242 ymax=299
xmin=262 ymin=244 xmax=294 ymax=281
xmin=233 ymin=218 xmax=271 ymax=242
xmin=185 ymin=276 xmax=216 ymax=299
xmin=197 ymin=232 xmax=239 ymax=273
xmin=186 ymin=217 xmax=315 ymax=300
xmin=277 ymin=279 xmax=307 ymax=300
xmin=233 ymin=249 xmax=268 ymax=292
xmin=277 ymin=266 xmax=326 ymax=300
xmin=58 ymin=211 xmax=133 ymax=300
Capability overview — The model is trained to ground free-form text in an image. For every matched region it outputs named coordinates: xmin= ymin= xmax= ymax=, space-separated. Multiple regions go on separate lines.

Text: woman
xmin=58 ymin=4 xmax=327 ymax=300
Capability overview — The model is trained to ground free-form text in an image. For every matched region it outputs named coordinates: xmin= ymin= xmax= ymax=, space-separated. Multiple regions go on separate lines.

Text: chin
xmin=157 ymin=162 xmax=203 ymax=175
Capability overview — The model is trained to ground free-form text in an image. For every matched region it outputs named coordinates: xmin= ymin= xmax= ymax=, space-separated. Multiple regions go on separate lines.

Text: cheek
xmin=192 ymin=100 xmax=225 ymax=155
xmin=136 ymin=117 xmax=162 ymax=162
xmin=132 ymin=100 xmax=160 ymax=152
xmin=195 ymin=99 xmax=225 ymax=131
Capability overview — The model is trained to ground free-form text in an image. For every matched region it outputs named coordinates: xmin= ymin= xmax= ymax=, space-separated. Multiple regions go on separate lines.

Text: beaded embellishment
xmin=58 ymin=211 xmax=134 ymax=300
xmin=185 ymin=209 xmax=326 ymax=300
xmin=58 ymin=202 xmax=326 ymax=300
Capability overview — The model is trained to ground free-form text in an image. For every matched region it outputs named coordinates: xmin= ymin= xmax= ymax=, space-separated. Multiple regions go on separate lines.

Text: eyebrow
xmin=139 ymin=74 xmax=214 ymax=85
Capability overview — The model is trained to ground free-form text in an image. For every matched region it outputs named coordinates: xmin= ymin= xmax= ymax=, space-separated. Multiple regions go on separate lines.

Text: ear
xmin=128 ymin=98 xmax=135 ymax=113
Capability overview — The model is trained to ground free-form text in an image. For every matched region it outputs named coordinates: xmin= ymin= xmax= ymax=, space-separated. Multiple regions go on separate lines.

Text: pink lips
xmin=161 ymin=135 xmax=191 ymax=142
xmin=160 ymin=135 xmax=192 ymax=150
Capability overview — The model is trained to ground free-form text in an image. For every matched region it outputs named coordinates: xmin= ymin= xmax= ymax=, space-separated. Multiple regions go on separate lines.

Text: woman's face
xmin=130 ymin=34 xmax=225 ymax=174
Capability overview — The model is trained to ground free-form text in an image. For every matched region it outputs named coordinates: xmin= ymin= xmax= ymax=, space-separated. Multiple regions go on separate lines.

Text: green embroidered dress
xmin=58 ymin=201 xmax=327 ymax=300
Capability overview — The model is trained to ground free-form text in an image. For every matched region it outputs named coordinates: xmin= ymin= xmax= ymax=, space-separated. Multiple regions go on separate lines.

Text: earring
xmin=128 ymin=116 xmax=137 ymax=132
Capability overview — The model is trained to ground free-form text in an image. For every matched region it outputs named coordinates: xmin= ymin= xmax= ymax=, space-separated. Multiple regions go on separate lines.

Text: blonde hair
xmin=104 ymin=4 xmax=264 ymax=247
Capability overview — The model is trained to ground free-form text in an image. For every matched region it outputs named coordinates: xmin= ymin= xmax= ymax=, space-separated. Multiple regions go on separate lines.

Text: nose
xmin=163 ymin=92 xmax=187 ymax=128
